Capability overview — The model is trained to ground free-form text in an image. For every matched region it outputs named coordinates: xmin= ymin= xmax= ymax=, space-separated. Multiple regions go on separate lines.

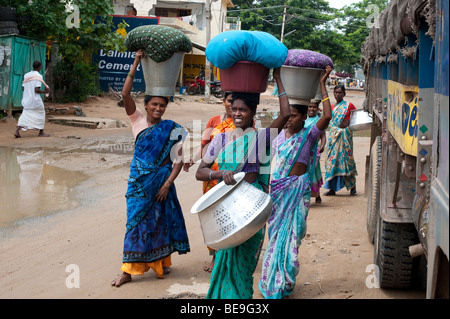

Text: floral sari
xmin=206 ymin=129 xmax=268 ymax=299
xmin=258 ymin=126 xmax=317 ymax=299
xmin=122 ymin=120 xmax=190 ymax=267
xmin=324 ymin=101 xmax=357 ymax=190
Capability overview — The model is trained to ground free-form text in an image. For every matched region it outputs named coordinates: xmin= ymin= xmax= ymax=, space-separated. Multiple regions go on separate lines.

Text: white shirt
xmin=21 ymin=71 xmax=44 ymax=109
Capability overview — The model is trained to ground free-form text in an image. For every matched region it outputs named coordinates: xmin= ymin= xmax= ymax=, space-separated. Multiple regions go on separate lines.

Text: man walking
xmin=14 ymin=60 xmax=50 ymax=138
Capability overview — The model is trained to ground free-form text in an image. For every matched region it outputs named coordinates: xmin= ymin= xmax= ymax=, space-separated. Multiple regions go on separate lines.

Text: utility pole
xmin=205 ymin=0 xmax=211 ymax=102
xmin=280 ymin=4 xmax=286 ymax=43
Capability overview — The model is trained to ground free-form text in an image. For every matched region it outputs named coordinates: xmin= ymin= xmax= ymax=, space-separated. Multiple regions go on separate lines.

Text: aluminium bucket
xmin=280 ymin=65 xmax=323 ymax=100
xmin=141 ymin=52 xmax=185 ymax=96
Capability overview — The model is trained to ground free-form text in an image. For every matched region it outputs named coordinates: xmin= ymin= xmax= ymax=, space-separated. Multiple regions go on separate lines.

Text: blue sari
xmin=123 ymin=120 xmax=190 ymax=263
xmin=259 ymin=126 xmax=317 ymax=299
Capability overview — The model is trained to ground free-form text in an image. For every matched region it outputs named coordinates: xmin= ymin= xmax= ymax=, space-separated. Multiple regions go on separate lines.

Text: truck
xmin=361 ymin=0 xmax=448 ymax=298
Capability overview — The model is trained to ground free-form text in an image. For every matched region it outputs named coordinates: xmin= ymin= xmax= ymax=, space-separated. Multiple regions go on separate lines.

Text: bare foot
xmin=14 ymin=131 xmax=21 ymax=138
xmin=38 ymin=132 xmax=50 ymax=137
xmin=111 ymin=272 xmax=131 ymax=287
xmin=203 ymin=255 xmax=215 ymax=273
xmin=163 ymin=267 xmax=171 ymax=275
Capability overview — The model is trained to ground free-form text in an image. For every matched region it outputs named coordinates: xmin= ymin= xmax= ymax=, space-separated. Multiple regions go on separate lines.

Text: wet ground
xmin=0 ymin=147 xmax=87 ymax=227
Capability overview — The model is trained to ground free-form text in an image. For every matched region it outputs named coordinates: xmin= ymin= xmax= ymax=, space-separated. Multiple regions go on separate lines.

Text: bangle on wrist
xmin=222 ymin=170 xmax=229 ymax=178
xmin=278 ymin=91 xmax=287 ymax=98
xmin=127 ymin=73 xmax=135 ymax=78
xmin=209 ymin=170 xmax=214 ymax=181
xmin=321 ymin=92 xmax=328 ymax=97
xmin=322 ymin=97 xmax=330 ymax=102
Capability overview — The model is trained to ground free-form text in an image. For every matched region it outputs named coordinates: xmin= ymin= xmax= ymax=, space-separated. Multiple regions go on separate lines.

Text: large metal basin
xmin=141 ymin=52 xmax=185 ymax=96
xmin=191 ymin=172 xmax=272 ymax=250
xmin=280 ymin=65 xmax=323 ymax=100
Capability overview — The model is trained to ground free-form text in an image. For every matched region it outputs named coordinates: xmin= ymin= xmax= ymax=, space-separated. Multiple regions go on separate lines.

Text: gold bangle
xmin=322 ymin=97 xmax=330 ymax=102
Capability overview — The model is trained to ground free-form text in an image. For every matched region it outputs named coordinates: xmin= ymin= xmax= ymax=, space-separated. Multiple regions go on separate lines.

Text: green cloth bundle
xmin=125 ymin=25 xmax=192 ymax=63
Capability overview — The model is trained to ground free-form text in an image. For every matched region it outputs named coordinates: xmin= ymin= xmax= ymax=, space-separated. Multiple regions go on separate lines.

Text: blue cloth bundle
xmin=205 ymin=30 xmax=288 ymax=69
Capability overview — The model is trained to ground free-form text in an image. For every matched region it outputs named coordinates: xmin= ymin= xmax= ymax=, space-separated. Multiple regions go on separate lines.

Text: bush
xmin=52 ymin=61 xmax=101 ymax=103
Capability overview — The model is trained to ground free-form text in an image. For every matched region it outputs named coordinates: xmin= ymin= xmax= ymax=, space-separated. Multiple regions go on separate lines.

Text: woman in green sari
xmin=195 ymin=68 xmax=290 ymax=299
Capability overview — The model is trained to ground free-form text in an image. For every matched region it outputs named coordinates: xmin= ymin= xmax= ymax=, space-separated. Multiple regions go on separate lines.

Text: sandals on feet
xmin=350 ymin=188 xmax=357 ymax=196
xmin=324 ymin=190 xmax=336 ymax=196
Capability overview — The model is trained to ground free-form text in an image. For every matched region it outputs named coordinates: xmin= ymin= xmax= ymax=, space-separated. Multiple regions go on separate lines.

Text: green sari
xmin=206 ymin=129 xmax=267 ymax=299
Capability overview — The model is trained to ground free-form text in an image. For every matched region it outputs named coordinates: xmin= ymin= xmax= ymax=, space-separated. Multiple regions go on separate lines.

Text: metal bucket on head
xmin=280 ymin=65 xmax=323 ymax=100
xmin=141 ymin=52 xmax=185 ymax=96
xmin=191 ymin=172 xmax=272 ymax=250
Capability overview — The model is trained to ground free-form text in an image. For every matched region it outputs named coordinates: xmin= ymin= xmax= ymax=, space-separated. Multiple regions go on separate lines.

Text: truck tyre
xmin=374 ymin=215 xmax=418 ymax=288
xmin=367 ymin=136 xmax=381 ymax=243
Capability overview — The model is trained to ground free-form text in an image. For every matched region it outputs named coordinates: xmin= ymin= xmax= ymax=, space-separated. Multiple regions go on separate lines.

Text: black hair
xmin=290 ymin=104 xmax=308 ymax=116
xmin=223 ymin=91 xmax=232 ymax=101
xmin=334 ymin=84 xmax=346 ymax=95
xmin=231 ymin=92 xmax=259 ymax=113
xmin=33 ymin=61 xmax=42 ymax=69
xmin=144 ymin=95 xmax=169 ymax=105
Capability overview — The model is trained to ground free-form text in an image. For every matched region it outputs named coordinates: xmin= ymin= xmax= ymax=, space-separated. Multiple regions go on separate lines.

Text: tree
xmin=5 ymin=0 xmax=128 ymax=102
xmin=15 ymin=0 xmax=127 ymax=63
xmin=332 ymin=0 xmax=389 ymax=71
xmin=227 ymin=0 xmax=389 ymax=74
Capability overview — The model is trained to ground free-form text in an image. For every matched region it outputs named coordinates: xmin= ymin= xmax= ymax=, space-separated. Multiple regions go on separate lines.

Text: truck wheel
xmin=367 ymin=136 xmax=381 ymax=243
xmin=374 ymin=215 xmax=418 ymax=288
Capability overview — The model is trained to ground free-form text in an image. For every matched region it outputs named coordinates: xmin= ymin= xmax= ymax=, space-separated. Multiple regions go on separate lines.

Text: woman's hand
xmin=183 ymin=157 xmax=194 ymax=172
xmin=273 ymin=67 xmax=281 ymax=80
xmin=321 ymin=65 xmax=332 ymax=84
xmin=135 ymin=49 xmax=145 ymax=63
xmin=222 ymin=170 xmax=236 ymax=185
xmin=155 ymin=182 xmax=171 ymax=202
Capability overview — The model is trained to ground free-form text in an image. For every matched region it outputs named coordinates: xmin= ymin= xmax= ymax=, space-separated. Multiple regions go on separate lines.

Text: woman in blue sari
xmin=259 ymin=66 xmax=332 ymax=299
xmin=112 ymin=50 xmax=190 ymax=287
xmin=195 ymin=68 xmax=290 ymax=299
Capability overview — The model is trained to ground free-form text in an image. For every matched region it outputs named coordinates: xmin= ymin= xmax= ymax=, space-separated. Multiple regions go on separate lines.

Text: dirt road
xmin=0 ymin=89 xmax=425 ymax=299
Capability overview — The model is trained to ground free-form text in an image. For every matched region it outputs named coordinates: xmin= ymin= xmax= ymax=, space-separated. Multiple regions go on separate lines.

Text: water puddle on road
xmin=0 ymin=147 xmax=87 ymax=228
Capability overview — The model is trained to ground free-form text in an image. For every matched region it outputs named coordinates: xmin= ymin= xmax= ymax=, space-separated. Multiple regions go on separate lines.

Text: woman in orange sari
xmin=184 ymin=91 xmax=235 ymax=271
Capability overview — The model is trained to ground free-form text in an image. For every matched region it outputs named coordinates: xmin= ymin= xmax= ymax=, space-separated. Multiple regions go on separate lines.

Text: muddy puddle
xmin=0 ymin=147 xmax=88 ymax=228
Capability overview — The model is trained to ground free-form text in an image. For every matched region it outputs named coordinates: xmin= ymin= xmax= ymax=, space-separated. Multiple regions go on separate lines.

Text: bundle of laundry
xmin=125 ymin=25 xmax=192 ymax=63
xmin=205 ymin=30 xmax=288 ymax=69
xmin=283 ymin=49 xmax=333 ymax=69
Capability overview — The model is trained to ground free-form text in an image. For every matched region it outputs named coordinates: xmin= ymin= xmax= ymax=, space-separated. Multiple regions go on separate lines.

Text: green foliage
xmin=52 ymin=60 xmax=101 ymax=103
xmin=7 ymin=0 xmax=129 ymax=102
xmin=16 ymin=0 xmax=127 ymax=63
xmin=228 ymin=0 xmax=389 ymax=73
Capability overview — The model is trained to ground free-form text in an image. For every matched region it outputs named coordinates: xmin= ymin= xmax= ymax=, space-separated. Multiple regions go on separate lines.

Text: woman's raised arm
xmin=122 ymin=49 xmax=144 ymax=116
xmin=269 ymin=67 xmax=290 ymax=133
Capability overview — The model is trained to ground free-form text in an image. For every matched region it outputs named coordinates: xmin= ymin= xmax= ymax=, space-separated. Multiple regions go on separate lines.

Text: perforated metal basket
xmin=191 ymin=172 xmax=272 ymax=250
